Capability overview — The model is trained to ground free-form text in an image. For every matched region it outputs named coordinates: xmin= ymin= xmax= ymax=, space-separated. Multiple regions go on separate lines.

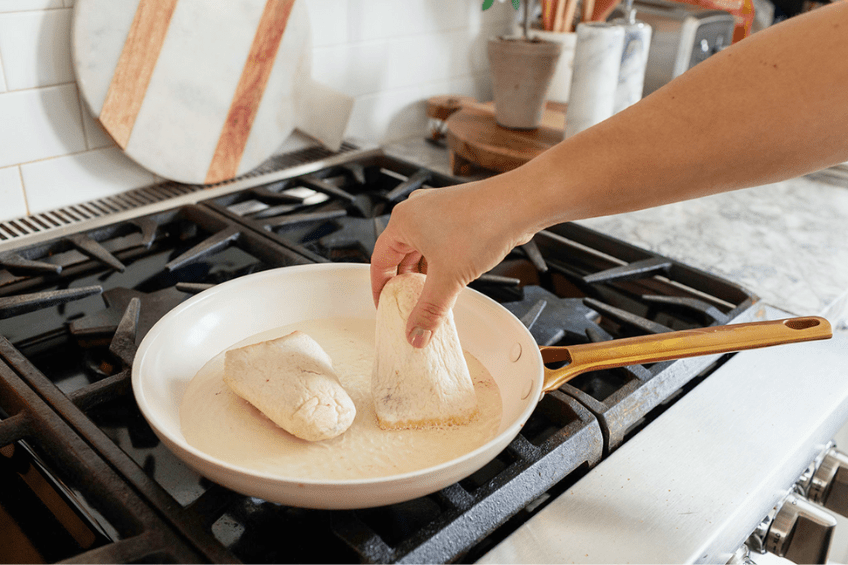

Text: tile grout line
xmin=0 ymin=6 xmax=71 ymax=15
xmin=15 ymin=165 xmax=30 ymax=216
xmin=311 ymin=19 xmax=515 ymax=50
xmin=15 ymin=146 xmax=133 ymax=175
xmin=0 ymin=79 xmax=77 ymax=95
xmin=352 ymin=69 xmax=493 ymax=100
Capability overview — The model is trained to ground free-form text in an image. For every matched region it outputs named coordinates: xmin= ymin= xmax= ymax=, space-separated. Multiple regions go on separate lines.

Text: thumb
xmin=405 ymin=269 xmax=464 ymax=349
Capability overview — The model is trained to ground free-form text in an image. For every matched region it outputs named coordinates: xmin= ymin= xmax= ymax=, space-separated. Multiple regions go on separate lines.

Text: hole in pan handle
xmin=540 ymin=316 xmax=832 ymax=393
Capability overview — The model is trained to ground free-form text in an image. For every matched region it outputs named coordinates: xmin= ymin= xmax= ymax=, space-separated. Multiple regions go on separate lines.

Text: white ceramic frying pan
xmin=131 ymin=263 xmax=831 ymax=509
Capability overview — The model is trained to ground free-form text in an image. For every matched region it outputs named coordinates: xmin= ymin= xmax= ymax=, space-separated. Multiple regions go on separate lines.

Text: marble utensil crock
xmin=612 ymin=19 xmax=652 ymax=113
xmin=565 ymin=22 xmax=625 ymax=138
xmin=565 ymin=19 xmax=652 ymax=138
xmin=488 ymin=36 xmax=563 ymax=130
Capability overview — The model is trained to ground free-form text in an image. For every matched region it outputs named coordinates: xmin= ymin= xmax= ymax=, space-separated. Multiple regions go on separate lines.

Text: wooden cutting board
xmin=72 ymin=0 xmax=351 ymax=185
xmin=442 ymin=100 xmax=566 ymax=176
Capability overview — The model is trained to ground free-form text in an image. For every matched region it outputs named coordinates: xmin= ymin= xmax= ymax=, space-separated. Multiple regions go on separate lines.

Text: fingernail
xmin=409 ymin=327 xmax=432 ymax=349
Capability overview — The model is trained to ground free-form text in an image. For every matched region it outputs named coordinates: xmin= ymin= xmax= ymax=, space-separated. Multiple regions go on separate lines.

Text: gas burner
xmin=313 ymin=215 xmax=389 ymax=262
xmin=81 ymin=347 xmax=123 ymax=380
xmin=0 ymin=219 xmax=158 ymax=283
xmin=503 ymin=286 xmax=612 ymax=346
xmin=77 ymin=296 xmax=140 ymax=384
xmin=69 ymin=286 xmax=187 ymax=343
xmin=202 ymin=156 xmax=456 ymax=265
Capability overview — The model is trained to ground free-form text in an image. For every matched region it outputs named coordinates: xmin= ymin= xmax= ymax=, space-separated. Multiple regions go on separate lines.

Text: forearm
xmin=502 ymin=0 xmax=848 ymax=234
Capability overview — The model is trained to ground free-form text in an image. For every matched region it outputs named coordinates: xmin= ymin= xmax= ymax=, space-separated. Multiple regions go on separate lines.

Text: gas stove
xmin=1 ymin=140 xmax=847 ymax=564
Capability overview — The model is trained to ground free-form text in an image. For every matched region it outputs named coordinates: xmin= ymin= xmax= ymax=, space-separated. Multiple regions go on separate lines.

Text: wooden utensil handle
xmin=541 ymin=316 xmax=832 ymax=392
xmin=582 ymin=0 xmax=597 ymax=24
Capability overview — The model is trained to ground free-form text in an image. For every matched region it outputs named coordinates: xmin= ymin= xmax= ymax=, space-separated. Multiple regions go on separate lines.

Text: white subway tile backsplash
xmin=0 ymin=54 xmax=7 ymax=92
xmin=0 ymin=0 xmax=62 ymax=12
xmin=343 ymin=0 xmax=514 ymax=42
xmin=347 ymin=73 xmax=491 ymax=143
xmin=304 ymin=0 xmax=350 ymax=47
xmin=400 ymin=28 xmax=490 ymax=82
xmin=0 ymin=165 xmax=27 ymax=221
xmin=480 ymin=0 xmax=521 ymax=25
xmin=0 ymin=8 xmax=73 ymax=90
xmin=311 ymin=41 xmax=385 ymax=98
xmin=304 ymin=0 xmax=514 ymax=47
xmin=21 ymin=147 xmax=157 ymax=214
xmin=312 ymin=21 xmax=505 ymax=98
xmin=0 ymin=84 xmax=86 ymax=168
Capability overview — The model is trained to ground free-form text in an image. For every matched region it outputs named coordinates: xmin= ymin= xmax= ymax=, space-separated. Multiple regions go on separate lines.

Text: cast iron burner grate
xmin=0 ymin=263 xmax=604 ymax=563
xmin=203 ymin=154 xmax=458 ymax=264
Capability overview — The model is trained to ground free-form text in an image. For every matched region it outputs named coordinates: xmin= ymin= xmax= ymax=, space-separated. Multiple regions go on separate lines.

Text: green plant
xmin=482 ymin=0 xmax=522 ymax=10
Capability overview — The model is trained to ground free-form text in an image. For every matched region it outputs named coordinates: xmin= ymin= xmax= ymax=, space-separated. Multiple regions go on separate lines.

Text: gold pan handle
xmin=540 ymin=316 xmax=832 ymax=393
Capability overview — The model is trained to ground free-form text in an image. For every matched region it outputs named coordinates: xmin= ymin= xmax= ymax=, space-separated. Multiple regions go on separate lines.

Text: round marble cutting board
xmin=72 ymin=0 xmax=316 ymax=185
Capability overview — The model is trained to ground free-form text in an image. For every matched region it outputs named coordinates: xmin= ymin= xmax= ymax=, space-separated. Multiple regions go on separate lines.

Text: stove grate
xmin=0 ymin=336 xmax=219 ymax=563
xmin=526 ymin=223 xmax=758 ymax=452
xmin=202 ymin=154 xmax=458 ymax=264
xmin=0 ymin=151 xmax=763 ymax=563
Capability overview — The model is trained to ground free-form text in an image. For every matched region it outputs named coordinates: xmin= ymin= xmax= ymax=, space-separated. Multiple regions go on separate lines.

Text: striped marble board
xmin=72 ymin=0 xmax=351 ymax=185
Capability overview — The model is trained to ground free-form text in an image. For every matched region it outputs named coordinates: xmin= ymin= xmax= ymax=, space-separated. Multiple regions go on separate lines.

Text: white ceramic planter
xmin=487 ymin=36 xmax=562 ymax=130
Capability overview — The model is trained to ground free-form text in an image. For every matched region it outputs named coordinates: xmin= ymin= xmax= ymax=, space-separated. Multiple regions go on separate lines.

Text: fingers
xmin=370 ymin=261 xmax=395 ymax=309
xmin=370 ymin=194 xmax=432 ymax=307
xmin=370 ymin=187 xmax=465 ymax=347
xmin=404 ymin=266 xmax=464 ymax=349
xmin=370 ymin=232 xmax=414 ymax=307
xmin=407 ymin=187 xmax=432 ymax=200
xmin=396 ymin=252 xmax=424 ymax=276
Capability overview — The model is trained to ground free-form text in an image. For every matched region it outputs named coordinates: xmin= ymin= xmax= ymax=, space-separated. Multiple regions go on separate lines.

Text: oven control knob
xmin=766 ymin=494 xmax=836 ymax=564
xmin=808 ymin=447 xmax=848 ymax=517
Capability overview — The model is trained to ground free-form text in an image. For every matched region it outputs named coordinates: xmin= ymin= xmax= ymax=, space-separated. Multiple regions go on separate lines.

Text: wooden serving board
xmin=72 ymin=0 xmax=351 ymax=185
xmin=444 ymin=101 xmax=566 ymax=176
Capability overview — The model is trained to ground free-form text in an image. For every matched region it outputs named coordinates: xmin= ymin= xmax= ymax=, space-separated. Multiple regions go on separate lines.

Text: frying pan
xmin=132 ymin=263 xmax=831 ymax=509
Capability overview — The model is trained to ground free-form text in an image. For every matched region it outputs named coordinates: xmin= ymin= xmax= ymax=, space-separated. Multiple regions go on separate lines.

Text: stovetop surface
xmin=479 ymin=313 xmax=848 ymax=564
xmin=0 ymin=149 xmax=758 ymax=563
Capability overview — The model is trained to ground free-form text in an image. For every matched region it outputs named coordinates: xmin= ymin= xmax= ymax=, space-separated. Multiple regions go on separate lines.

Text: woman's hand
xmin=370 ymin=179 xmax=534 ymax=348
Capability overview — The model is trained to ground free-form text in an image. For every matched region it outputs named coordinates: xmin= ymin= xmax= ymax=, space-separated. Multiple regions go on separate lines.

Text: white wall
xmin=0 ymin=0 xmax=516 ymax=222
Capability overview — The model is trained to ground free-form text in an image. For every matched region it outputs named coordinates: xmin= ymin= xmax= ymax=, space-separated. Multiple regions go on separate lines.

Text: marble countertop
xmin=385 ymin=136 xmax=848 ymax=329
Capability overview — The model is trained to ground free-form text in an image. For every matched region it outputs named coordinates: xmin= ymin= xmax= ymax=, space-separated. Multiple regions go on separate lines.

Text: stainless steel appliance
xmin=611 ymin=0 xmax=736 ymax=95
xmin=1 ymin=140 xmax=846 ymax=563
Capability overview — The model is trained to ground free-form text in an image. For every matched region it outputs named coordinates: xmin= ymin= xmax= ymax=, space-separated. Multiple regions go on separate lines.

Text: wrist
xmin=494 ymin=151 xmax=585 ymax=238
